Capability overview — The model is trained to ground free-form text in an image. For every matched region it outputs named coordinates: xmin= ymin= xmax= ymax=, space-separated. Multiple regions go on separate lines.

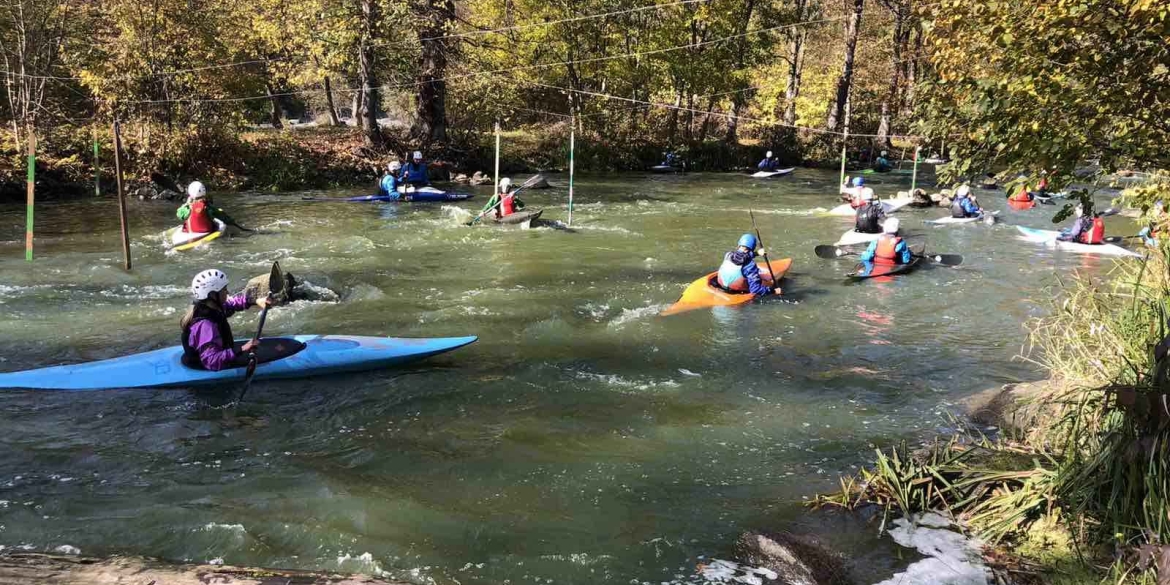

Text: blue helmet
xmin=737 ymin=233 xmax=757 ymax=250
xmin=852 ymin=177 xmax=864 ymax=187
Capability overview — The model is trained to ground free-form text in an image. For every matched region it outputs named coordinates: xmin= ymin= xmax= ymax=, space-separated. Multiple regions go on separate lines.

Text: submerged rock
xmin=529 ymin=174 xmax=551 ymax=189
xmin=733 ymin=531 xmax=856 ymax=585
xmin=244 ymin=271 xmax=339 ymax=305
xmin=468 ymin=171 xmax=492 ymax=185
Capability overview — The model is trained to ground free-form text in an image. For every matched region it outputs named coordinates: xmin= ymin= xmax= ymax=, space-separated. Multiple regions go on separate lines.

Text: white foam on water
xmin=698 ymin=559 xmax=780 ymax=585
xmin=573 ymin=370 xmax=680 ymax=392
xmin=199 ymin=522 xmax=246 ymax=534
xmin=53 ymin=545 xmax=80 ymax=555
xmin=337 ymin=551 xmax=385 ymax=575
xmin=608 ymin=304 xmax=668 ymax=328
xmin=871 ymin=513 xmax=990 ymax=585
xmin=678 ymin=369 xmax=702 ymax=377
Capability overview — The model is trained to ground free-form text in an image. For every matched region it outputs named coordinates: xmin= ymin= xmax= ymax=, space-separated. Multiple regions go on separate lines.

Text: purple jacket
xmin=188 ymin=294 xmax=251 ymax=371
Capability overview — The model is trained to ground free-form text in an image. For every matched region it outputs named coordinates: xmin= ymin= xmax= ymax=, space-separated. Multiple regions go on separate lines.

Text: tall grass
xmin=817 ymin=247 xmax=1170 ymax=582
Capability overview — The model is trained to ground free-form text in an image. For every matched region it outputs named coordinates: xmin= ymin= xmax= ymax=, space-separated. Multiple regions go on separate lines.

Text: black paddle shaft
xmin=748 ymin=209 xmax=778 ymax=290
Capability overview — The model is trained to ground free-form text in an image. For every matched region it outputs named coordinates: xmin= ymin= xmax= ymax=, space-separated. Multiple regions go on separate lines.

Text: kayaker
xmin=180 ymin=269 xmax=270 ymax=371
xmin=1058 ymin=202 xmax=1105 ymax=244
xmin=757 ymin=151 xmax=780 ymax=172
xmin=481 ymin=177 xmax=525 ymax=219
xmin=950 ymin=185 xmax=984 ymax=218
xmin=860 ymin=217 xmax=912 ymax=265
xmin=840 ymin=176 xmax=865 ymax=207
xmin=1139 ymin=200 xmax=1164 ymax=247
xmin=379 ymin=161 xmax=402 ymax=199
xmin=399 ymin=151 xmax=430 ymax=187
xmin=715 ymin=233 xmax=780 ymax=296
xmin=176 ymin=181 xmax=235 ymax=233
xmin=663 ymin=151 xmax=678 ymax=167
xmin=1035 ymin=171 xmax=1049 ymax=195
xmin=1007 ymin=182 xmax=1035 ymax=204
xmin=873 ymin=151 xmax=891 ymax=173
xmin=855 ymin=188 xmax=887 ymax=234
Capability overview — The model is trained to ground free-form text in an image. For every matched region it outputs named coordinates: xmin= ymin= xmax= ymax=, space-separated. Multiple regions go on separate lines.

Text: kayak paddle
xmin=1104 ymin=235 xmax=1143 ymax=244
xmin=815 ymin=245 xmax=963 ymax=266
xmin=466 ymin=174 xmax=543 ymax=226
xmin=748 ymin=208 xmax=779 ymax=293
xmin=240 ymin=261 xmax=284 ymax=399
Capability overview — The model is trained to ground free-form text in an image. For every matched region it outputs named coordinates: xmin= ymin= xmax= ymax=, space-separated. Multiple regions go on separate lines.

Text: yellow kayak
xmin=661 ymin=258 xmax=792 ymax=316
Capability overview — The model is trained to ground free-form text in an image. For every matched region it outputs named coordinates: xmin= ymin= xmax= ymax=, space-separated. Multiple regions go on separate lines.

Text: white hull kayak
xmin=926 ymin=211 xmax=999 ymax=225
xmin=1015 ymin=226 xmax=1141 ymax=257
xmin=834 ymin=229 xmax=883 ymax=246
xmin=751 ymin=168 xmax=796 ymax=178
xmin=165 ymin=219 xmax=227 ymax=248
xmin=827 ymin=198 xmax=915 ymax=217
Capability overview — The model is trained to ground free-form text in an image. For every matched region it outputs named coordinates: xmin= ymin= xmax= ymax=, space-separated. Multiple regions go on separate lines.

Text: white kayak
xmin=166 ymin=219 xmax=227 ymax=248
xmin=751 ymin=168 xmax=796 ymax=179
xmin=1015 ymin=226 xmax=1141 ymax=258
xmin=926 ymin=211 xmax=1000 ymax=225
xmin=834 ymin=228 xmax=883 ymax=246
xmin=826 ymin=198 xmax=915 ymax=217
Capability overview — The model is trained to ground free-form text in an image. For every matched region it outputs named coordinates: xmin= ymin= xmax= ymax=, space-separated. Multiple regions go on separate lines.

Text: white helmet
xmin=883 ymin=217 xmax=901 ymax=234
xmin=500 ymin=178 xmax=512 ymax=190
xmin=191 ymin=269 xmax=229 ymax=300
xmin=956 ymin=184 xmax=971 ymax=198
xmin=388 ymin=161 xmax=401 ymax=172
xmin=412 ymin=151 xmax=423 ymax=161
xmin=861 ymin=187 xmax=875 ymax=201
xmin=766 ymin=151 xmax=773 ymax=158
xmin=187 ymin=181 xmax=207 ymax=200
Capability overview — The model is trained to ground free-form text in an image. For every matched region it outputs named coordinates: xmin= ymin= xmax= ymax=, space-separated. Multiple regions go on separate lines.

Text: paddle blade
xmin=815 ymin=245 xmax=844 ymax=259
xmin=268 ymin=261 xmax=284 ymax=296
xmin=928 ymin=254 xmax=964 ymax=266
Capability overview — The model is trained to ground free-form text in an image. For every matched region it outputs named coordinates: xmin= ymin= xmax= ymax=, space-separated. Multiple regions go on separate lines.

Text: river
xmin=0 ymin=169 xmax=1136 ymax=583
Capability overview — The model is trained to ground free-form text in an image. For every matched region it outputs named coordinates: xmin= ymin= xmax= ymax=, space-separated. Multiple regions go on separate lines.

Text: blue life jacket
xmin=717 ymin=252 xmax=747 ymax=291
xmin=400 ymin=162 xmax=429 ymax=184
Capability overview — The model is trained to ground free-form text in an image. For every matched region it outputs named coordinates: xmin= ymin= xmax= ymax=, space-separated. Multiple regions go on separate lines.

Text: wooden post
xmin=493 ymin=122 xmax=501 ymax=196
xmin=93 ymin=130 xmax=100 ymax=196
xmin=112 ymin=119 xmax=131 ymax=270
xmin=838 ymin=99 xmax=851 ymax=187
xmin=568 ymin=124 xmax=575 ymax=227
xmin=25 ymin=127 xmax=35 ymax=262
xmin=910 ymin=146 xmax=921 ymax=194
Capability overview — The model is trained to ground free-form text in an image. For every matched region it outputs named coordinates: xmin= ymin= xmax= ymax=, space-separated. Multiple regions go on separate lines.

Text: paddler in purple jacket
xmin=180 ymin=269 xmax=270 ymax=371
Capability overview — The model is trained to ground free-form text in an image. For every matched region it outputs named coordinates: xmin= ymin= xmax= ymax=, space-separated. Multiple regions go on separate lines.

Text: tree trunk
xmin=699 ymin=95 xmax=719 ymax=140
xmin=667 ymin=85 xmax=683 ymax=144
xmin=876 ymin=0 xmax=910 ymax=148
xmin=724 ymin=0 xmax=757 ymax=144
xmin=413 ymin=0 xmax=454 ymax=143
xmin=265 ymin=82 xmax=283 ymax=129
xmin=350 ymin=82 xmax=363 ymax=126
xmin=783 ymin=0 xmax=810 ymax=127
xmin=323 ymin=76 xmax=341 ymax=126
xmin=358 ymin=0 xmax=384 ymax=147
xmin=826 ymin=0 xmax=864 ymax=131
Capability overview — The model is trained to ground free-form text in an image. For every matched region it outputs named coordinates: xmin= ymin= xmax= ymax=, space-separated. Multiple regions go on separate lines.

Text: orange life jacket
xmin=874 ymin=234 xmax=903 ymax=265
xmin=500 ymin=192 xmax=515 ymax=216
xmin=184 ymin=200 xmax=215 ymax=233
xmin=1079 ymin=216 xmax=1105 ymax=244
xmin=1008 ymin=186 xmax=1032 ymax=202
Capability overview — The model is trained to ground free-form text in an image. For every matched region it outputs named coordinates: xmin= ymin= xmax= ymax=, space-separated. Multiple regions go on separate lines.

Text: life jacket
xmin=1079 ymin=216 xmax=1105 ymax=244
xmin=180 ymin=300 xmax=236 ymax=370
xmin=856 ymin=203 xmax=883 ymax=233
xmin=850 ymin=192 xmax=865 ymax=209
xmin=402 ymin=162 xmax=428 ymax=184
xmin=874 ymin=234 xmax=903 ymax=265
xmin=500 ymin=191 xmax=516 ymax=216
xmin=184 ymin=199 xmax=215 ymax=233
xmin=1036 ymin=177 xmax=1048 ymax=192
xmin=1008 ymin=186 xmax=1033 ymax=203
xmin=716 ymin=252 xmax=750 ymax=292
xmin=950 ymin=198 xmax=966 ymax=218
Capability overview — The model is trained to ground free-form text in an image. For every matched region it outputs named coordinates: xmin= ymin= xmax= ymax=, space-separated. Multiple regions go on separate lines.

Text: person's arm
xmin=1058 ymin=219 xmax=1085 ymax=242
xmin=189 ymin=320 xmax=239 ymax=372
xmin=897 ymin=241 xmax=912 ymax=264
xmin=741 ymin=261 xmax=773 ymax=296
xmin=514 ymin=195 xmax=525 ymax=210
xmin=859 ymin=240 xmax=878 ymax=262
xmin=480 ymin=194 xmax=500 ymax=214
xmin=176 ymin=204 xmax=191 ymax=220
xmin=222 ymin=293 xmax=253 ymax=317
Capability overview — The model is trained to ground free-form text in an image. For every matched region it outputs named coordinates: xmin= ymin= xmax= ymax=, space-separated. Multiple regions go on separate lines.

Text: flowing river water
xmin=0 ymin=169 xmax=1138 ymax=583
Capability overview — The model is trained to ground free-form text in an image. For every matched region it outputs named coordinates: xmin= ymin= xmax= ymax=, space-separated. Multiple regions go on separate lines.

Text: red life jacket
xmin=1079 ymin=216 xmax=1105 ymax=244
xmin=874 ymin=234 xmax=902 ymax=265
xmin=1008 ymin=186 xmax=1032 ymax=202
xmin=850 ymin=194 xmax=865 ymax=209
xmin=1036 ymin=177 xmax=1048 ymax=191
xmin=500 ymin=192 xmax=515 ymax=216
xmin=184 ymin=200 xmax=215 ymax=233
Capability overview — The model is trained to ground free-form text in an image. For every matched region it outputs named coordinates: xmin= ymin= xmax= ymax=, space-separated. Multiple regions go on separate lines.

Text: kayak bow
xmin=661 ymin=259 xmax=792 ymax=316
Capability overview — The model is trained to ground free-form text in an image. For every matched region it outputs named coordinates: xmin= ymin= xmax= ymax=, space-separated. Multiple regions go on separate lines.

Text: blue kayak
xmin=0 ymin=334 xmax=477 ymax=391
xmin=303 ymin=186 xmax=472 ymax=203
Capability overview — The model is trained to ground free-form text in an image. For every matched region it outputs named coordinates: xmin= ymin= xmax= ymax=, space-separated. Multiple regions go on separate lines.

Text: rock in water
xmin=529 ymin=175 xmax=551 ymax=189
xmin=734 ymin=532 xmax=856 ymax=585
xmin=908 ymin=188 xmax=933 ymax=208
xmin=468 ymin=171 xmax=492 ymax=186
xmin=244 ymin=272 xmax=297 ymax=305
xmin=453 ymin=173 xmax=471 ymax=184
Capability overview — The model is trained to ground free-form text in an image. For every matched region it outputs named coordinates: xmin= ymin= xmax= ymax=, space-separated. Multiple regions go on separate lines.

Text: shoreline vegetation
xmin=815 ymin=238 xmax=1170 ymax=585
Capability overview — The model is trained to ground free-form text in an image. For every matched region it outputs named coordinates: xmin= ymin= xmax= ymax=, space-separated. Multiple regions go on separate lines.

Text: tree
xmin=920 ymin=0 xmax=1170 ymax=185
xmin=412 ymin=0 xmax=455 ymax=143
xmin=825 ymin=0 xmax=863 ymax=131
xmin=0 ymin=0 xmax=83 ymax=149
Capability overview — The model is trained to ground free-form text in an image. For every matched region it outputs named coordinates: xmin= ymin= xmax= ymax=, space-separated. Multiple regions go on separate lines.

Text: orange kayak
xmin=660 ymin=258 xmax=792 ymax=316
xmin=1007 ymin=198 xmax=1036 ymax=210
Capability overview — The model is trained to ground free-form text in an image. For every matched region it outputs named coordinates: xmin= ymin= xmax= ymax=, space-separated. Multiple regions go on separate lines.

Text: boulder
xmin=468 ymin=171 xmax=492 ymax=186
xmin=734 ymin=532 xmax=856 ymax=585
xmin=244 ymin=271 xmax=339 ymax=306
xmin=133 ymin=184 xmax=183 ymax=201
xmin=908 ymin=188 xmax=933 ymax=208
xmin=528 ymin=175 xmax=551 ymax=189
xmin=452 ymin=173 xmax=471 ymax=184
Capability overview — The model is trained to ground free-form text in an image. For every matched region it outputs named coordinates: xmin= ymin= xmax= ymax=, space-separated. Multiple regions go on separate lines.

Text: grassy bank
xmin=815 ymin=199 xmax=1170 ymax=584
